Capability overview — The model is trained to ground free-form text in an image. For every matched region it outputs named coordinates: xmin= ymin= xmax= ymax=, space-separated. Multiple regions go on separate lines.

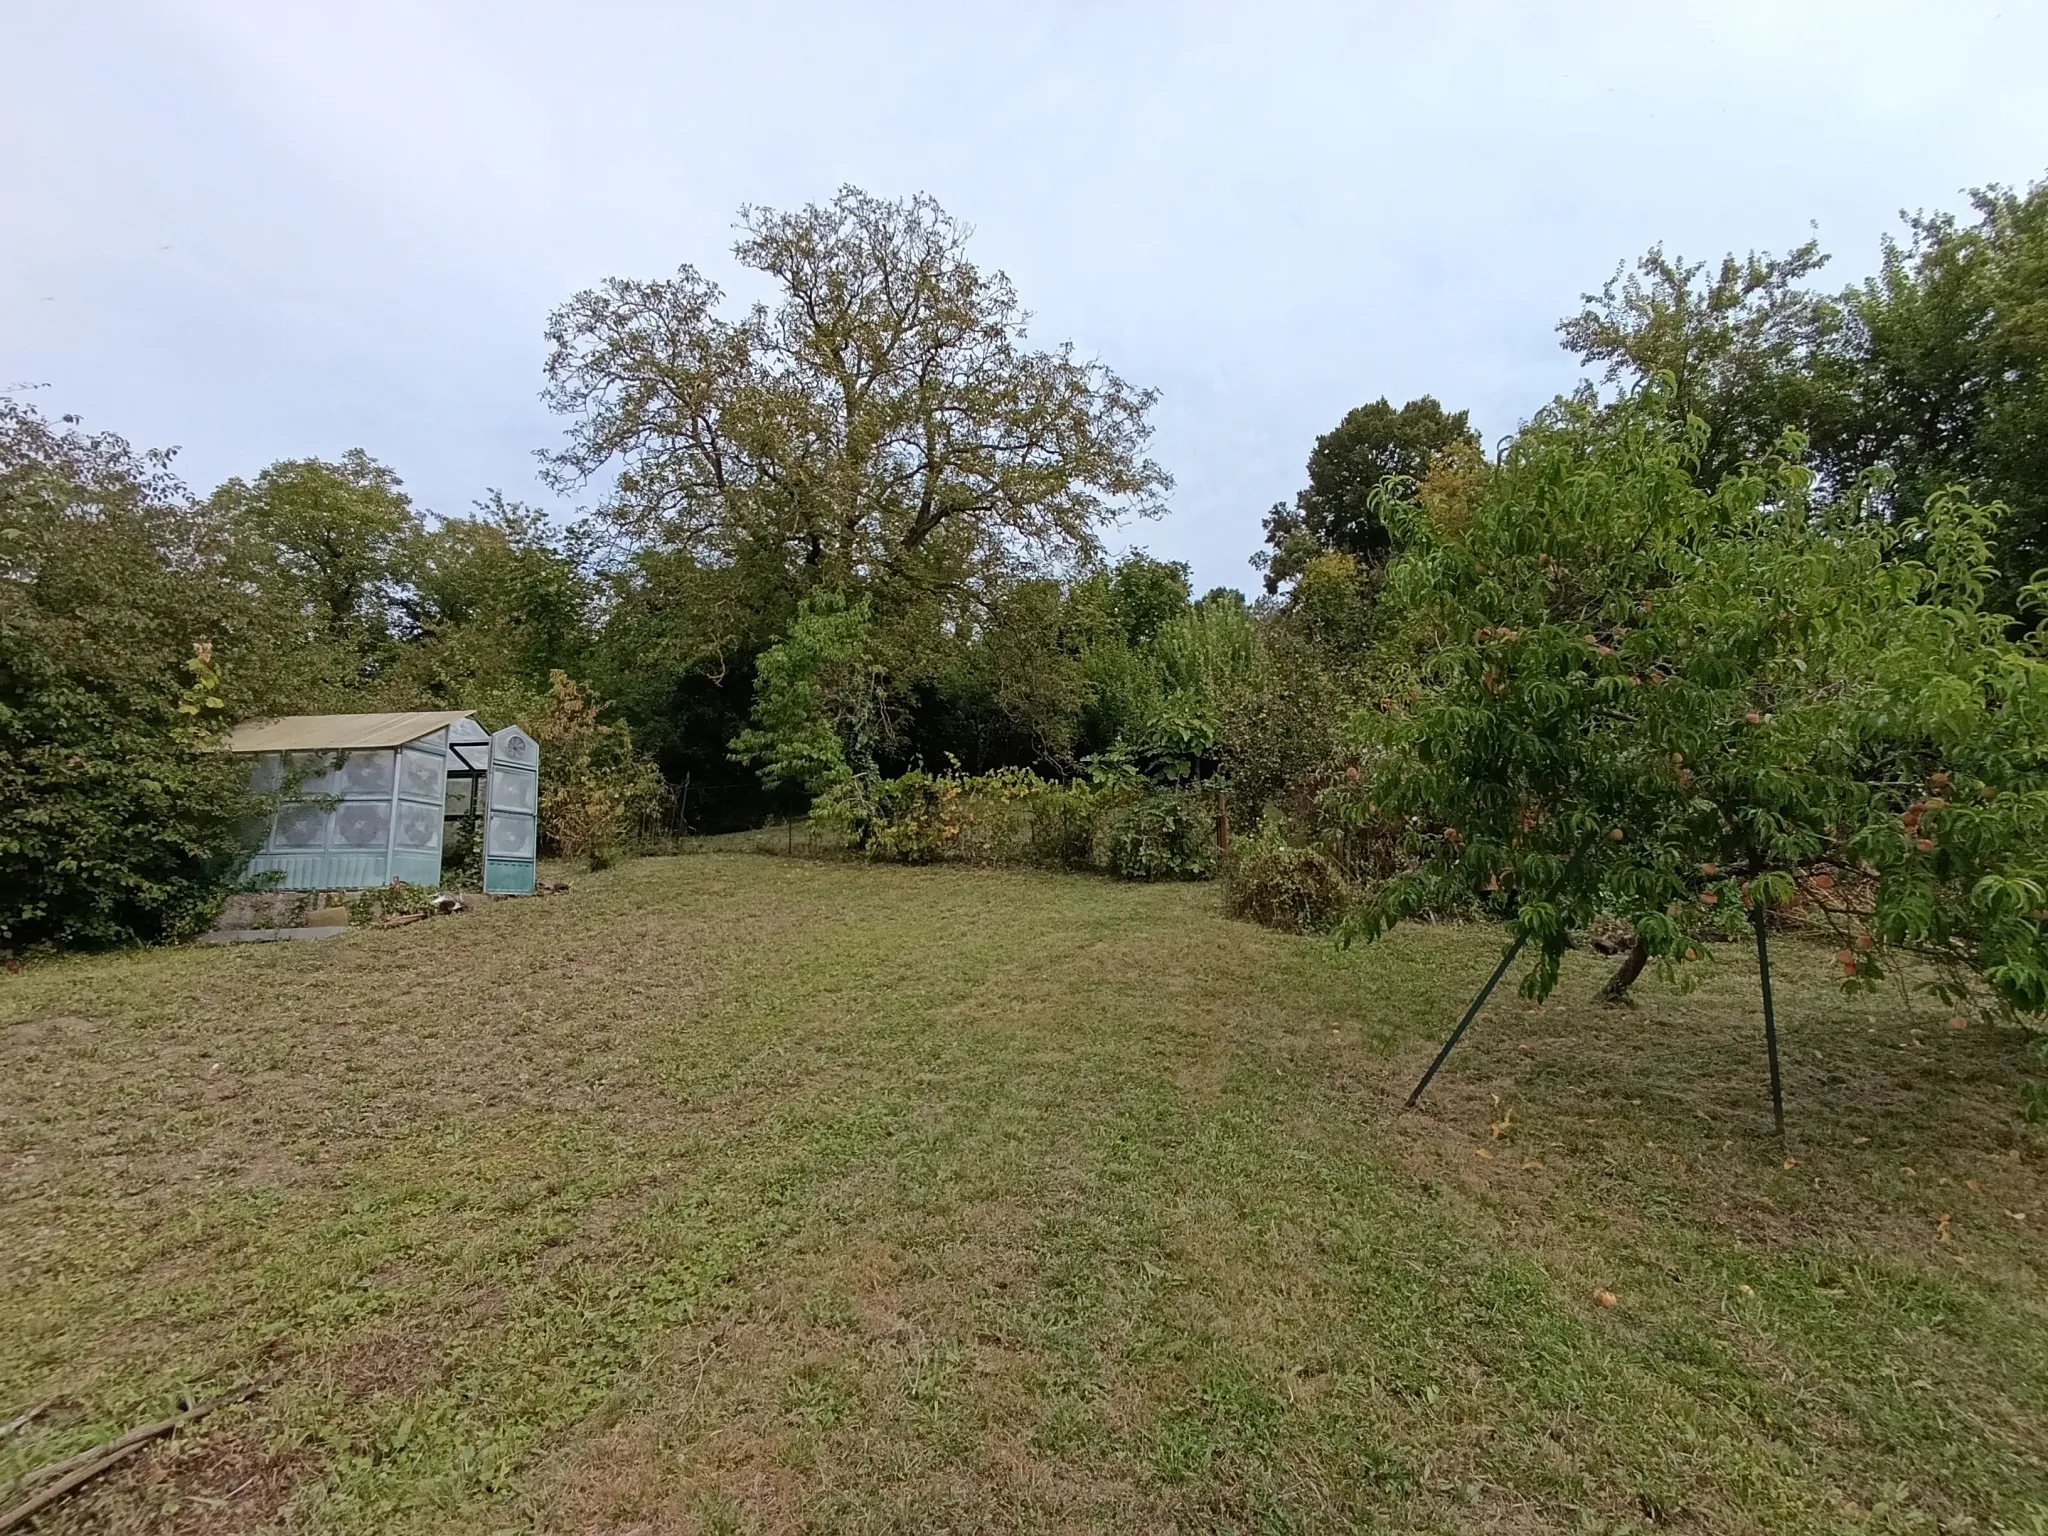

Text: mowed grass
xmin=3 ymin=853 xmax=2046 ymax=1534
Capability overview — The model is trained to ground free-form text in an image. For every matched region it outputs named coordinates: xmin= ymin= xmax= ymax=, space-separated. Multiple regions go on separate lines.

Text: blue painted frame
xmin=483 ymin=725 xmax=539 ymax=895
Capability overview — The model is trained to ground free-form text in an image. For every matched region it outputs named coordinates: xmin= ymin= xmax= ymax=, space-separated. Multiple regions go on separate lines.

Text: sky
xmin=6 ymin=1 xmax=2046 ymax=595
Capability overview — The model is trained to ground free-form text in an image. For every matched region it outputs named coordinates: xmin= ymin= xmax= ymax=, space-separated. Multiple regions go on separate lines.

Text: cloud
xmin=5 ymin=0 xmax=2043 ymax=589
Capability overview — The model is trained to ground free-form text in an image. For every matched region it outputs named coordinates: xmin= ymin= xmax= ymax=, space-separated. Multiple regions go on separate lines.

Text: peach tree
xmin=1340 ymin=392 xmax=2048 ymax=1047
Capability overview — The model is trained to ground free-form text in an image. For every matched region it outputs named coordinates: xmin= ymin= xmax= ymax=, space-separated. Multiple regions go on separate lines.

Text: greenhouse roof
xmin=221 ymin=711 xmax=476 ymax=754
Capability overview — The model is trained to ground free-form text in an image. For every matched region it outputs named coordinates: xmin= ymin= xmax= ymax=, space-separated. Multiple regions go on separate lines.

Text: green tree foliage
xmin=32 ymin=171 xmax=2048 ymax=968
xmin=1558 ymin=243 xmax=1853 ymax=490
xmin=729 ymin=593 xmax=885 ymax=796
xmin=1140 ymin=592 xmax=1263 ymax=781
xmin=395 ymin=493 xmax=595 ymax=707
xmin=205 ymin=450 xmax=422 ymax=685
xmin=1106 ymin=552 xmax=1192 ymax=643
xmin=935 ymin=577 xmax=1093 ymax=765
xmin=541 ymin=187 xmax=1168 ymax=625
xmin=542 ymin=186 xmax=1173 ymax=821
xmin=1563 ymin=177 xmax=2048 ymax=607
xmin=1342 ymin=390 xmax=2048 ymax=1023
xmin=0 ymin=402 xmax=264 ymax=950
xmin=1257 ymin=396 xmax=1477 ymax=591
xmin=1833 ymin=178 xmax=2048 ymax=596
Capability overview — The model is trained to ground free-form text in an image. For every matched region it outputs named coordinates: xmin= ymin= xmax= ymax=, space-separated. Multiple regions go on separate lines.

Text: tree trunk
xmin=1601 ymin=933 xmax=1651 ymax=1003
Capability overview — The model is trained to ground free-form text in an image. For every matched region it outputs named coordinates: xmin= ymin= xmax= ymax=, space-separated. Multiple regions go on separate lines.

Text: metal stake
xmin=1750 ymin=904 xmax=1786 ymax=1139
xmin=1406 ymin=932 xmax=1529 ymax=1108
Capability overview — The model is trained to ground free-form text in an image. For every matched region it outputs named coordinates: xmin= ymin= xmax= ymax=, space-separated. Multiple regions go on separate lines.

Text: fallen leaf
xmin=1937 ymin=1213 xmax=1952 ymax=1243
xmin=1594 ymin=1289 xmax=1618 ymax=1308
xmin=1853 ymin=1136 xmax=1870 ymax=1146
xmin=1783 ymin=1158 xmax=1797 ymax=1169
xmin=1966 ymin=1179 xmax=1981 ymax=1192
xmin=1737 ymin=1283 xmax=1755 ymax=1297
xmin=1475 ymin=1148 xmax=1494 ymax=1160
xmin=2009 ymin=1211 xmax=2029 ymax=1223
xmin=1521 ymin=1160 xmax=1544 ymax=1172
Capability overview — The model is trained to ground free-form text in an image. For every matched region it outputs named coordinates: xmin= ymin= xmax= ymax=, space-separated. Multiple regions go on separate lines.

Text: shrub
xmin=865 ymin=770 xmax=967 ymax=864
xmin=1 ymin=403 xmax=268 ymax=952
xmin=1025 ymin=780 xmax=1109 ymax=869
xmin=1105 ymin=792 xmax=1215 ymax=881
xmin=521 ymin=671 xmax=668 ymax=866
xmin=814 ymin=765 xmax=1219 ymax=883
xmin=814 ymin=766 xmax=1189 ymax=876
xmin=1225 ymin=820 xmax=1350 ymax=932
xmin=818 ymin=766 xmax=1043 ymax=865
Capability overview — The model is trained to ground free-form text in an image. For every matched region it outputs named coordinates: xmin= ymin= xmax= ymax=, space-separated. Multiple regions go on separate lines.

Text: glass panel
xmin=249 ymin=753 xmax=282 ymax=793
xmin=490 ymin=768 xmax=538 ymax=814
xmin=444 ymin=778 xmax=474 ymax=816
xmin=398 ymin=748 xmax=443 ymax=802
xmin=396 ymin=801 xmax=441 ymax=849
xmin=286 ymin=752 xmax=341 ymax=795
xmin=333 ymin=801 xmax=392 ymax=849
xmin=339 ymin=751 xmax=395 ymax=796
xmin=273 ymin=803 xmax=327 ymax=849
xmin=488 ymin=813 xmax=536 ymax=858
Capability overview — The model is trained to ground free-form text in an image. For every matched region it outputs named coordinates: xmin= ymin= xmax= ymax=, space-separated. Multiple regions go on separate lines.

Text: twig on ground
xmin=0 ymin=1404 xmax=51 ymax=1441
xmin=0 ymin=1380 xmax=270 ymax=1532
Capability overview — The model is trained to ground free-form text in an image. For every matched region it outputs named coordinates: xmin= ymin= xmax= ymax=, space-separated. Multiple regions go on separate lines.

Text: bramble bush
xmin=1024 ymin=778 xmax=1110 ymax=869
xmin=814 ymin=764 xmax=1218 ymax=880
xmin=1104 ymin=791 xmax=1216 ymax=881
xmin=816 ymin=766 xmax=1034 ymax=865
xmin=1223 ymin=814 xmax=1350 ymax=932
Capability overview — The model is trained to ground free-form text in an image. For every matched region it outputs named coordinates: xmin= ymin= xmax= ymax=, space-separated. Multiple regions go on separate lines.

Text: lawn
xmin=2 ymin=851 xmax=2045 ymax=1534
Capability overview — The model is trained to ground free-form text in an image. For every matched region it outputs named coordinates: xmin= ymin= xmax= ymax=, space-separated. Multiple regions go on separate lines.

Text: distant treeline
xmin=4 ymin=176 xmax=2045 ymax=956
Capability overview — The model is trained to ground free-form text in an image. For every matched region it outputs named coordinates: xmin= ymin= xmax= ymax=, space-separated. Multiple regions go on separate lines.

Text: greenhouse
xmin=222 ymin=711 xmax=539 ymax=895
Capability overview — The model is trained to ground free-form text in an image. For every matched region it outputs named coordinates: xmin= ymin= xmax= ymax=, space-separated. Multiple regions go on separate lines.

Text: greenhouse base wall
xmin=243 ymin=852 xmax=400 ymax=891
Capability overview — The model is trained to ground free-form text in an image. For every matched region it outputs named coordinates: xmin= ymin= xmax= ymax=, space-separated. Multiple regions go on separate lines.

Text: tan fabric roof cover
xmin=221 ymin=710 xmax=476 ymax=753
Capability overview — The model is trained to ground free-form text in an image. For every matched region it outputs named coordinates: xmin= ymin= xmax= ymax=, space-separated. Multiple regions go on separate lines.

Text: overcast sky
xmin=6 ymin=1 xmax=2045 ymax=594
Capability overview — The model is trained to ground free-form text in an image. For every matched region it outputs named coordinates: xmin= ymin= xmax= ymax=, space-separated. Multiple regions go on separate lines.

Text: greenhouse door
xmin=483 ymin=725 xmax=539 ymax=895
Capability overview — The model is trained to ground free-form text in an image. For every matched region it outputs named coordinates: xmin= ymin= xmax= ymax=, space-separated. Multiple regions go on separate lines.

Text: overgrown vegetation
xmin=10 ymin=164 xmax=2048 ymax=1530
xmin=0 ymin=406 xmax=264 ymax=949
xmin=520 ymin=671 xmax=668 ymax=867
xmin=8 ymin=175 xmax=2048 ymax=1091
